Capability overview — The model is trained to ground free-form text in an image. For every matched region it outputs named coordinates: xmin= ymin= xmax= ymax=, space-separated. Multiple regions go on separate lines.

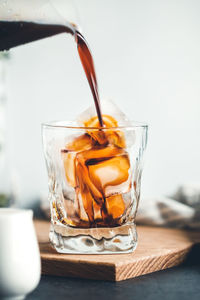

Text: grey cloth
xmin=137 ymin=184 xmax=200 ymax=230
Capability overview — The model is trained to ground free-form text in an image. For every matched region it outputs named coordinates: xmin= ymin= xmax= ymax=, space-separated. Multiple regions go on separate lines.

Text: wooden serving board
xmin=35 ymin=220 xmax=200 ymax=281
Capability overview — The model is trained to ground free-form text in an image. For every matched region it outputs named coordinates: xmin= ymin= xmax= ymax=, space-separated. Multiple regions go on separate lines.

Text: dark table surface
xmin=27 ymin=246 xmax=200 ymax=300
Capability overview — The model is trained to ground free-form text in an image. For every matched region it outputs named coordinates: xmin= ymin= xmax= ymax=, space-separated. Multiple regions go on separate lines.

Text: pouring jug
xmin=0 ymin=0 xmax=78 ymax=51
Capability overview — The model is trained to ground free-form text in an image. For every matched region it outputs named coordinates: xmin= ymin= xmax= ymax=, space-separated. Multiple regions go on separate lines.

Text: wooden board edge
xmin=41 ymin=255 xmax=116 ymax=281
xmin=115 ymin=246 xmax=193 ymax=281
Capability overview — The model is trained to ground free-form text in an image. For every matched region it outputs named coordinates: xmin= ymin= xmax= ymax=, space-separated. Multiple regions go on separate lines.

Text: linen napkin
xmin=137 ymin=184 xmax=200 ymax=229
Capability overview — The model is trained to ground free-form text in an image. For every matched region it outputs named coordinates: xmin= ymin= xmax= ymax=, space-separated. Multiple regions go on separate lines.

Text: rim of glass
xmin=42 ymin=120 xmax=148 ymax=130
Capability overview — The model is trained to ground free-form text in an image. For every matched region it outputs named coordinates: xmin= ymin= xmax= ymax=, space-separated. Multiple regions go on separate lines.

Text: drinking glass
xmin=42 ymin=121 xmax=148 ymax=254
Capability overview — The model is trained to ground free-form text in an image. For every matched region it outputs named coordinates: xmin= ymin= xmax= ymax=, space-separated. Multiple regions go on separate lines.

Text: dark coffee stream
xmin=0 ymin=21 xmax=103 ymax=126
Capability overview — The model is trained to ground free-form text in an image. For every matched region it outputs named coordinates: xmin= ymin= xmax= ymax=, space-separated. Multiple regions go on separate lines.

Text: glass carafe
xmin=0 ymin=0 xmax=79 ymax=51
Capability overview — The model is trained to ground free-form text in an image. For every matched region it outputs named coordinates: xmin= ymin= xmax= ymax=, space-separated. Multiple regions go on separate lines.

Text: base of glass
xmin=49 ymin=222 xmax=137 ymax=254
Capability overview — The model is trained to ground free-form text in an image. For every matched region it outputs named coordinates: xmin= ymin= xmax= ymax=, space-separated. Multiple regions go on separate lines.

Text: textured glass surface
xmin=42 ymin=121 xmax=148 ymax=254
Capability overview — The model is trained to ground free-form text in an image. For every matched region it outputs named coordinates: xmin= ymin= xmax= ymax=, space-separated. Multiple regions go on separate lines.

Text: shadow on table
xmin=183 ymin=243 xmax=200 ymax=266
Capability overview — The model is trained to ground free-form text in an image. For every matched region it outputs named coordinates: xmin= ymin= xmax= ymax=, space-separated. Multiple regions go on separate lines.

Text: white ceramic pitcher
xmin=0 ymin=208 xmax=41 ymax=300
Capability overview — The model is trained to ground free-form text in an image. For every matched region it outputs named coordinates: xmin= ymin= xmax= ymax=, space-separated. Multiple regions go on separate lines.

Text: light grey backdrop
xmin=5 ymin=0 xmax=200 ymax=206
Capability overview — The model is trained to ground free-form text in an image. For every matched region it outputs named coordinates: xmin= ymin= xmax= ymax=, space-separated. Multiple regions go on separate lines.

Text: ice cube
xmin=76 ymin=186 xmax=93 ymax=223
xmin=77 ymin=99 xmax=130 ymax=127
xmin=83 ymin=114 xmax=126 ymax=147
xmin=61 ymin=134 xmax=94 ymax=187
xmin=87 ymin=152 xmax=131 ymax=198
xmin=77 ymin=99 xmax=135 ymax=147
xmin=64 ymin=133 xmax=94 ymax=152
xmin=76 ymin=145 xmax=131 ymax=198
xmin=76 ymin=162 xmax=102 ymax=223
xmin=105 ymin=194 xmax=125 ymax=219
xmin=76 ymin=159 xmax=103 ymax=201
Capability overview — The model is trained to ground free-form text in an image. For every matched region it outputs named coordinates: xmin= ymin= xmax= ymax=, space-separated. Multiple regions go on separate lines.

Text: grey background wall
xmin=5 ymin=0 xmax=200 ymax=206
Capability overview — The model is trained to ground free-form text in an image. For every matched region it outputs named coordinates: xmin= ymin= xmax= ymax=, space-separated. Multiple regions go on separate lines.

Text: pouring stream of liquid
xmin=0 ymin=21 xmax=103 ymax=126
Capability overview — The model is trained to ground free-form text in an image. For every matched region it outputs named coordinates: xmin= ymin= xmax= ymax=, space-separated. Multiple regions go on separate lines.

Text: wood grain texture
xmin=35 ymin=220 xmax=200 ymax=281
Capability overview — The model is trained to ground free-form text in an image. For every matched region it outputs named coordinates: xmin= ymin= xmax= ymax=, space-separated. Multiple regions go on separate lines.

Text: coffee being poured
xmin=0 ymin=0 xmax=103 ymax=126
xmin=0 ymin=0 xmax=134 ymax=229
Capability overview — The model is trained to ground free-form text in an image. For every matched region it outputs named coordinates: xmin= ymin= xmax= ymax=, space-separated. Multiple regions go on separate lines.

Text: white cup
xmin=0 ymin=208 xmax=41 ymax=300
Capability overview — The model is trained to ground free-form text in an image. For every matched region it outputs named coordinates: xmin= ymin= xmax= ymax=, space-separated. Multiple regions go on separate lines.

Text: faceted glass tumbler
xmin=42 ymin=121 xmax=148 ymax=254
